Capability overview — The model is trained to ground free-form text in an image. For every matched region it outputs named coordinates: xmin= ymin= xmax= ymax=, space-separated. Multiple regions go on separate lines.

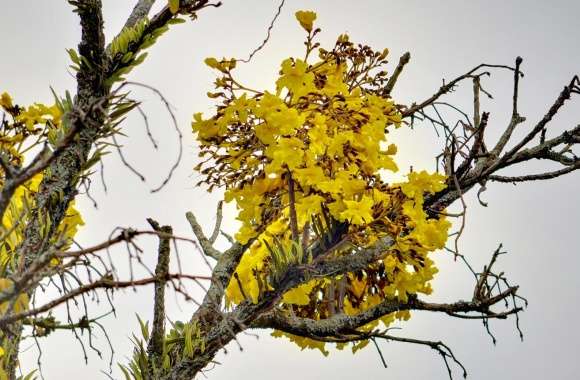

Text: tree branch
xmin=186 ymin=211 xmax=222 ymax=260
xmin=383 ymin=51 xmax=410 ymax=96
xmin=4 ymin=1 xmax=108 ymax=376
xmin=402 ymin=63 xmax=516 ymax=117
xmin=0 ymin=273 xmax=210 ymax=328
xmin=488 ymin=161 xmax=580 ymax=182
xmin=252 ymin=285 xmax=518 ymax=336
xmin=145 ymin=218 xmax=172 ymax=375
xmin=124 ymin=0 xmax=157 ymax=29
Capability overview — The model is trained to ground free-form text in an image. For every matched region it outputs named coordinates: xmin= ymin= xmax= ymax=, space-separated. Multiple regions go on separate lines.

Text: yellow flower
xmin=400 ymin=170 xmax=447 ymax=201
xmin=276 ymin=58 xmax=316 ymax=102
xmin=16 ymin=103 xmax=62 ymax=131
xmin=168 ymin=0 xmax=180 ymax=14
xmin=339 ymin=195 xmax=374 ymax=225
xmin=320 ymin=62 xmax=348 ymax=96
xmin=204 ymin=57 xmax=236 ymax=73
xmin=335 ymin=170 xmax=366 ymax=196
xmin=191 ymin=112 xmax=220 ymax=140
xmin=254 ymin=92 xmax=283 ymax=117
xmin=349 ymin=276 xmax=367 ymax=298
xmin=193 ymin=16 xmax=454 ymax=333
xmin=271 ymin=330 xmax=329 ymax=356
xmin=58 ymin=200 xmax=85 ymax=245
xmin=296 ymin=194 xmax=324 ymax=224
xmin=226 ymin=93 xmax=256 ymax=123
xmin=0 ymin=278 xmax=29 ymax=314
xmin=253 ymin=177 xmax=283 ymax=195
xmin=295 ymin=10 xmax=317 ymax=32
xmin=234 ymin=224 xmax=258 ymax=245
xmin=306 ymin=114 xmax=330 ymax=155
xmin=265 ymin=137 xmax=305 ymax=173
xmin=282 ymin=280 xmax=317 ymax=305
xmin=0 ymin=92 xmax=13 ymax=110
xmin=263 ymin=106 xmax=305 ymax=135
xmin=294 ymin=166 xmax=325 ymax=187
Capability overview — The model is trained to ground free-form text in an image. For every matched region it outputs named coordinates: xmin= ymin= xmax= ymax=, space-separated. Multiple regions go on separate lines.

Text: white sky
xmin=1 ymin=1 xmax=579 ymax=379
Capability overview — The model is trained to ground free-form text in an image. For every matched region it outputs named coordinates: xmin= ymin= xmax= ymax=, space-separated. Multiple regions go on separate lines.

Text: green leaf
xmin=139 ymin=35 xmax=156 ymax=50
xmin=168 ymin=17 xmax=186 ymax=25
xmin=109 ymin=101 xmax=140 ymax=121
xmin=121 ymin=51 xmax=134 ymax=64
xmin=133 ymin=52 xmax=148 ymax=66
xmin=49 ymin=87 xmax=64 ymax=112
xmin=136 ymin=314 xmax=149 ymax=341
xmin=183 ymin=323 xmax=193 ymax=358
xmin=19 ymin=370 xmax=38 ymax=380
xmin=118 ymin=365 xmax=131 ymax=380
xmin=168 ymin=0 xmax=179 ymax=14
xmin=65 ymin=90 xmax=73 ymax=109
xmin=66 ymin=48 xmax=80 ymax=65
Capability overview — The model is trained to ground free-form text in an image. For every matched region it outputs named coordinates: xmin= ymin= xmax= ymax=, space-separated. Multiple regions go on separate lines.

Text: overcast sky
xmin=1 ymin=1 xmax=579 ymax=379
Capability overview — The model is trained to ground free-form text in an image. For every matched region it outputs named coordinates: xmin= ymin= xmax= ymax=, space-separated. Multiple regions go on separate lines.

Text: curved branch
xmin=0 ymin=273 xmax=210 ymax=327
xmin=402 ymin=63 xmax=516 ymax=117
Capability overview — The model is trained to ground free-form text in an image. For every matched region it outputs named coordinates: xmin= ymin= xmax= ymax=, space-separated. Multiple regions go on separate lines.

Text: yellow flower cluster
xmin=0 ymin=93 xmax=84 ymax=276
xmin=0 ymin=93 xmax=60 ymax=165
xmin=192 ymin=11 xmax=450 ymax=353
xmin=0 ymin=278 xmax=29 ymax=314
xmin=17 ymin=103 xmax=62 ymax=132
xmin=0 ymin=91 xmax=85 ymax=371
xmin=0 ymin=174 xmax=84 ymax=270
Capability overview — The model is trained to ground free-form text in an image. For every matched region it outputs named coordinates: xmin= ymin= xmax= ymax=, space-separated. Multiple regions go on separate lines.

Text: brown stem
xmin=287 ymin=170 xmax=299 ymax=243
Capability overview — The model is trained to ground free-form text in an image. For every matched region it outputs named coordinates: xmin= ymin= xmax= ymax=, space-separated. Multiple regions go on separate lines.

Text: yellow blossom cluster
xmin=192 ymin=11 xmax=450 ymax=353
xmin=0 ymin=92 xmax=84 ymax=373
xmin=0 ymin=92 xmax=84 ymax=297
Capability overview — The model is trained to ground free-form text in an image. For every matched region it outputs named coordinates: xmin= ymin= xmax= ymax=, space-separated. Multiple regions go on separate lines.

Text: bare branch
xmin=0 ymin=273 xmax=210 ymax=328
xmin=402 ymin=63 xmax=516 ymax=117
xmin=124 ymin=81 xmax=182 ymax=193
xmin=186 ymin=211 xmax=222 ymax=260
xmin=496 ymin=75 xmax=579 ymax=167
xmin=146 ymin=218 xmax=172 ymax=376
xmin=124 ymin=0 xmax=157 ymax=29
xmin=236 ymin=0 xmax=286 ymax=64
xmin=209 ymin=201 xmax=223 ymax=244
xmin=488 ymin=161 xmax=580 ymax=182
xmin=490 ymin=56 xmax=526 ymax=157
xmin=308 ymin=331 xmax=467 ymax=380
xmin=383 ymin=51 xmax=410 ymax=96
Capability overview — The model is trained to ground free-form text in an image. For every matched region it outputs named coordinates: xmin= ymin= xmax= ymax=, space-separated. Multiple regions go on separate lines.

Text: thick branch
xmin=252 ymin=286 xmax=519 ymax=336
xmin=488 ymin=161 xmax=580 ymax=182
xmin=146 ymin=218 xmax=172 ymax=374
xmin=4 ymin=1 xmax=108 ymax=377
